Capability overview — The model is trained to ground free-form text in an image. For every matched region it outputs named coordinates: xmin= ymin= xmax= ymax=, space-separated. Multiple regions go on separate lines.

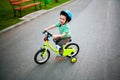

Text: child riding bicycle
xmin=44 ymin=10 xmax=72 ymax=61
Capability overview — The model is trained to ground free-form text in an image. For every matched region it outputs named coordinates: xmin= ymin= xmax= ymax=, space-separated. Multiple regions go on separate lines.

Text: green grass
xmin=0 ymin=0 xmax=69 ymax=30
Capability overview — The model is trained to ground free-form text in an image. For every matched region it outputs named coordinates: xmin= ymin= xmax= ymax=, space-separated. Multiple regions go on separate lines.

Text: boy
xmin=44 ymin=10 xmax=72 ymax=61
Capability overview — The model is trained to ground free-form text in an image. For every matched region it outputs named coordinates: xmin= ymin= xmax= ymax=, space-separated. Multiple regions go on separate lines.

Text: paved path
xmin=0 ymin=0 xmax=120 ymax=80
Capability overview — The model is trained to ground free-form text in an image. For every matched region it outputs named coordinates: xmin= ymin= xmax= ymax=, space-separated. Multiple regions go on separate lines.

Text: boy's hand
xmin=52 ymin=32 xmax=66 ymax=40
xmin=52 ymin=35 xmax=60 ymax=40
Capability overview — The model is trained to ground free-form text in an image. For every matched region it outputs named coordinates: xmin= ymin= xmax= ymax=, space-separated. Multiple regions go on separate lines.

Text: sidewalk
xmin=0 ymin=0 xmax=74 ymax=34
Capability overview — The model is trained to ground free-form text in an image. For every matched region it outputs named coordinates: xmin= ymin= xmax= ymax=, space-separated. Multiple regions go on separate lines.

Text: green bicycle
xmin=34 ymin=31 xmax=80 ymax=64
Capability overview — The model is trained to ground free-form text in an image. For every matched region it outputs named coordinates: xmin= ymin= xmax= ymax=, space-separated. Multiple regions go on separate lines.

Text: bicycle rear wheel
xmin=34 ymin=48 xmax=50 ymax=64
xmin=65 ymin=43 xmax=80 ymax=58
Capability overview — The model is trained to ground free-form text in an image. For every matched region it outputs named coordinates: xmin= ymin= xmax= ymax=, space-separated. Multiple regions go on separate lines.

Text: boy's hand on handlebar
xmin=43 ymin=30 xmax=47 ymax=33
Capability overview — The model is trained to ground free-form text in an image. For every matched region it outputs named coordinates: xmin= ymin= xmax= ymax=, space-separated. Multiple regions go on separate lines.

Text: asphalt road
xmin=0 ymin=0 xmax=120 ymax=80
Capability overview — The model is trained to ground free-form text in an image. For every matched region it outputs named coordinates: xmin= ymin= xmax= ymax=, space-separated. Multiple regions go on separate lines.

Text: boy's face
xmin=59 ymin=15 xmax=67 ymax=25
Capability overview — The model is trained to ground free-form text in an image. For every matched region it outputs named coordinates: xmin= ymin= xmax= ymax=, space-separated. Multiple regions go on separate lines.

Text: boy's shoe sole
xmin=56 ymin=56 xmax=63 ymax=61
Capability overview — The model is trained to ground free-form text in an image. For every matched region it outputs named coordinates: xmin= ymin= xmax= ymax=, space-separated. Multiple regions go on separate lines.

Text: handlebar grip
xmin=42 ymin=31 xmax=52 ymax=37
xmin=43 ymin=30 xmax=47 ymax=34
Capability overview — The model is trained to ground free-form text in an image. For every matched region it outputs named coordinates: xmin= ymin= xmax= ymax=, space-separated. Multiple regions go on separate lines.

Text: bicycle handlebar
xmin=42 ymin=30 xmax=47 ymax=34
xmin=43 ymin=30 xmax=53 ymax=38
xmin=43 ymin=31 xmax=59 ymax=44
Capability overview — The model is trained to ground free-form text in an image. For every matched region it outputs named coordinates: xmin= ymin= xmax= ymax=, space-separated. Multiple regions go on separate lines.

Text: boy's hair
xmin=60 ymin=10 xmax=72 ymax=22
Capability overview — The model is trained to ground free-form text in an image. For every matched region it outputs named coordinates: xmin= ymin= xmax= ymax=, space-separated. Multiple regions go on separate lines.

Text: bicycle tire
xmin=34 ymin=48 xmax=50 ymax=64
xmin=65 ymin=43 xmax=80 ymax=58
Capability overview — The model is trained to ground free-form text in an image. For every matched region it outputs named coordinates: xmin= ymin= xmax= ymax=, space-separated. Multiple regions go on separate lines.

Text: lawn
xmin=0 ymin=0 xmax=69 ymax=30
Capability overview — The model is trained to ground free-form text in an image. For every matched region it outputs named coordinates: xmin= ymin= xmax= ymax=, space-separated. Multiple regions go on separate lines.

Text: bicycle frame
xmin=42 ymin=40 xmax=76 ymax=57
xmin=34 ymin=31 xmax=79 ymax=64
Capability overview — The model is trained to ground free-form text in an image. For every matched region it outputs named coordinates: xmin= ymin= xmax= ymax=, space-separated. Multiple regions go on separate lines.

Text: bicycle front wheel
xmin=65 ymin=43 xmax=80 ymax=58
xmin=34 ymin=49 xmax=50 ymax=64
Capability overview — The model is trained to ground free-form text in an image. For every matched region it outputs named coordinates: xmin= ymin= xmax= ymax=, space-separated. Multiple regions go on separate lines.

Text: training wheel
xmin=70 ymin=57 xmax=77 ymax=63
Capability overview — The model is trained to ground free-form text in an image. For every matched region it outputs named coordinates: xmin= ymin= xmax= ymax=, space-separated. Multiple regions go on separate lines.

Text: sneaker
xmin=56 ymin=54 xmax=63 ymax=61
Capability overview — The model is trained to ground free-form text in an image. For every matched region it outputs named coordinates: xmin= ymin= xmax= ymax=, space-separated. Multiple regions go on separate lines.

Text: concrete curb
xmin=0 ymin=0 xmax=74 ymax=34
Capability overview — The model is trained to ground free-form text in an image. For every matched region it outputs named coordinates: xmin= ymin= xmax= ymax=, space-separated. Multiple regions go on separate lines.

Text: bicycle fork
xmin=40 ymin=44 xmax=48 ymax=58
xmin=41 ymin=41 xmax=59 ymax=58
